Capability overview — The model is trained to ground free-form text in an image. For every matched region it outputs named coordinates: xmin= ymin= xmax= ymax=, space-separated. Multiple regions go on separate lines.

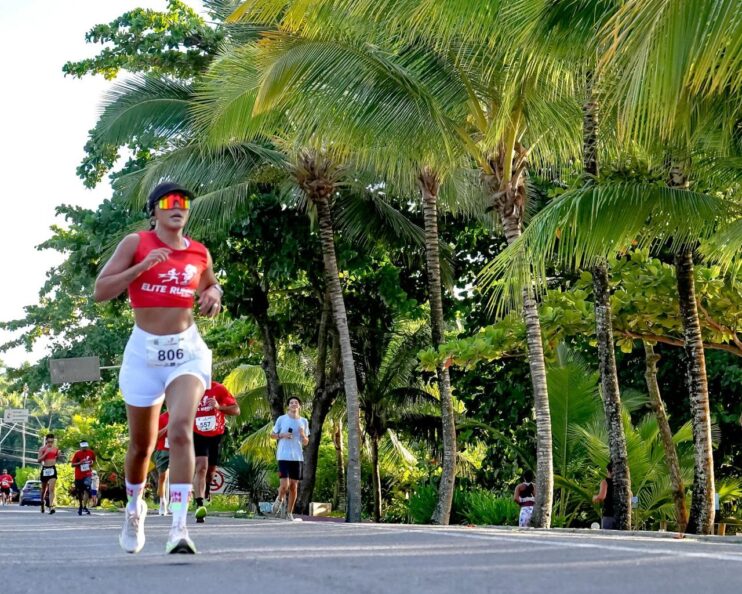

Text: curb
xmin=478 ymin=525 xmax=742 ymax=544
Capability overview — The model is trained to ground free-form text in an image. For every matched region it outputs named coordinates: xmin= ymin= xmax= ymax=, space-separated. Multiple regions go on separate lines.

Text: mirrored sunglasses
xmin=158 ymin=194 xmax=191 ymax=210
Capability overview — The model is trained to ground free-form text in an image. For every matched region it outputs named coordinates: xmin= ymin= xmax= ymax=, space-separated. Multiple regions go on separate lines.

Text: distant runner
xmin=90 ymin=471 xmax=100 ymax=507
xmin=192 ymin=381 xmax=240 ymax=524
xmin=70 ymin=441 xmax=96 ymax=515
xmin=38 ymin=433 xmax=60 ymax=513
xmin=270 ymin=397 xmax=310 ymax=521
xmin=0 ymin=469 xmax=13 ymax=505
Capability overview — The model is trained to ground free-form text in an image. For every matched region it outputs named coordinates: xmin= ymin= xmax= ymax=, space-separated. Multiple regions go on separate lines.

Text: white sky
xmin=0 ymin=0 xmax=204 ymax=368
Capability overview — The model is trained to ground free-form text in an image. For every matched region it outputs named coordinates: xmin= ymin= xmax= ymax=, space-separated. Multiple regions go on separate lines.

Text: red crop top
xmin=41 ymin=447 xmax=59 ymax=461
xmin=128 ymin=231 xmax=209 ymax=309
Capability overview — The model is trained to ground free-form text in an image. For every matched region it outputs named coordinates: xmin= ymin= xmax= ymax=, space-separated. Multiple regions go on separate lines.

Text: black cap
xmin=146 ymin=182 xmax=196 ymax=214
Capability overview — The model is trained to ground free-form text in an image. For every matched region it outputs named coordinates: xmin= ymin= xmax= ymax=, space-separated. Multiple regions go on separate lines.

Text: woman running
xmin=95 ymin=182 xmax=222 ymax=554
xmin=38 ymin=433 xmax=60 ymax=513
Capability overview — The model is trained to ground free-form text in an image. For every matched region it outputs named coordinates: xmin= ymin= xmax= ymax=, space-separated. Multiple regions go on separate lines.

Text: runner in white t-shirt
xmin=270 ymin=397 xmax=309 ymax=521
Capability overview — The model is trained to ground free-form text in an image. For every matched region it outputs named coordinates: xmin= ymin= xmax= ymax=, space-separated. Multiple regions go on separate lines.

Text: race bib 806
xmin=145 ymin=335 xmax=193 ymax=368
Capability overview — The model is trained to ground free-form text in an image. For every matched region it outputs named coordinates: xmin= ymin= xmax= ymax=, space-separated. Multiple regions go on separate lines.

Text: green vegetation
xmin=1 ymin=0 xmax=740 ymax=534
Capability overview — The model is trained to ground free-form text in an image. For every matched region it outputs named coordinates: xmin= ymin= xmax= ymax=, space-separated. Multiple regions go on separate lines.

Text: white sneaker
xmin=272 ymin=496 xmax=283 ymax=515
xmin=159 ymin=501 xmax=169 ymax=516
xmin=286 ymin=512 xmax=294 ymax=521
xmin=119 ymin=500 xmax=147 ymax=554
xmin=166 ymin=523 xmax=197 ymax=554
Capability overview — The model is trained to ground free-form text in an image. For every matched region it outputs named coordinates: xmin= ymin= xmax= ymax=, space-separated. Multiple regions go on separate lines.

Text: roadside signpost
xmin=3 ymin=409 xmax=29 ymax=424
xmin=49 ymin=356 xmax=102 ymax=384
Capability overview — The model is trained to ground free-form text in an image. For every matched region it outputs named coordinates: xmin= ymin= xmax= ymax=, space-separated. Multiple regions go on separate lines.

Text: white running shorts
xmin=119 ymin=324 xmax=212 ymax=408
xmin=519 ymin=506 xmax=534 ymax=527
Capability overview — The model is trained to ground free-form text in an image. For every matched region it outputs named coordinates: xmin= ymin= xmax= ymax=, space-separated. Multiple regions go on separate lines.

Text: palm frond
xmin=482 ymin=182 xmax=733 ymax=314
xmin=702 ymin=217 xmax=742 ymax=273
xmin=95 ymin=76 xmax=194 ymax=146
xmin=237 ymin=421 xmax=276 ymax=462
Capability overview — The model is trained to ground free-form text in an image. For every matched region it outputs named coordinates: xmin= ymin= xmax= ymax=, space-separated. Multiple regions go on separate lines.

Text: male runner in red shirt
xmin=192 ymin=381 xmax=239 ymax=523
xmin=71 ymin=441 xmax=96 ymax=515
xmin=0 ymin=469 xmax=13 ymax=505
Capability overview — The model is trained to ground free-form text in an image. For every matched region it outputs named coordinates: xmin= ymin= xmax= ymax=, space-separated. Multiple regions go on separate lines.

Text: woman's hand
xmin=140 ymin=248 xmax=172 ymax=271
xmin=198 ymin=285 xmax=222 ymax=317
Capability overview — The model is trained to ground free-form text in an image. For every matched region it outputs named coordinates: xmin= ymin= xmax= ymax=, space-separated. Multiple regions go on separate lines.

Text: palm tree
xmin=91 ymin=69 xmax=428 ymax=522
xmin=30 ymin=390 xmax=70 ymax=432
xmin=222 ymin=2 xmax=587 ymax=525
xmin=595 ymin=0 xmax=742 ymax=534
xmin=523 ymin=0 xmax=632 ymax=530
xmin=642 ymin=341 xmax=687 ymax=531
xmin=357 ymin=320 xmax=440 ymax=521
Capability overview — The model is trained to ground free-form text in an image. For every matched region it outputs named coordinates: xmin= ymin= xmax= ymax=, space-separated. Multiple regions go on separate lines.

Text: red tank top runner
xmin=128 ymin=231 xmax=209 ymax=309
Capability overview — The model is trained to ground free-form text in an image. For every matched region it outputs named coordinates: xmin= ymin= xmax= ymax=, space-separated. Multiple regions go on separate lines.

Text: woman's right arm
xmin=94 ymin=234 xmax=169 ymax=302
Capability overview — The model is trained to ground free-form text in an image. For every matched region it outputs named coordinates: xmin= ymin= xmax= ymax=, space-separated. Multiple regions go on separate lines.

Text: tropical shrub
xmin=460 ymin=490 xmax=520 ymax=526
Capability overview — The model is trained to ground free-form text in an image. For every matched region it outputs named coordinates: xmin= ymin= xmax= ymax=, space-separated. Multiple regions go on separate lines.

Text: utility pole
xmin=21 ymin=385 xmax=28 ymax=468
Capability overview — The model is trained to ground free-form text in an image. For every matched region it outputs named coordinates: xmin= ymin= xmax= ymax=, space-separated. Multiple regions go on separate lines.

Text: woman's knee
xmin=167 ymin=424 xmax=193 ymax=449
xmin=128 ymin=440 xmax=154 ymax=461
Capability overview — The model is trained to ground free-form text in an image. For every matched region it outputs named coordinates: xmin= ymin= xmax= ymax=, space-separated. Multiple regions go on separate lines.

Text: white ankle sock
xmin=125 ymin=481 xmax=145 ymax=513
xmin=169 ymin=484 xmax=192 ymax=527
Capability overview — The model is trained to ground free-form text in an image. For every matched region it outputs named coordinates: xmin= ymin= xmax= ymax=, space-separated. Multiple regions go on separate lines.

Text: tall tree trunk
xmin=593 ymin=262 xmax=632 ymax=529
xmin=485 ymin=140 xmax=553 ymax=528
xmin=252 ymin=282 xmax=285 ymax=422
xmin=333 ymin=419 xmax=346 ymax=512
xmin=297 ymin=151 xmax=362 ymax=522
xmin=418 ymin=168 xmax=457 ymax=525
xmin=643 ymin=341 xmax=688 ymax=532
xmin=296 ymin=295 xmax=337 ymax=514
xmin=668 ymin=165 xmax=715 ymax=535
xmin=584 ymin=71 xmax=631 ymax=529
xmin=371 ymin=433 xmax=381 ymax=523
xmin=675 ymin=248 xmax=715 ymax=534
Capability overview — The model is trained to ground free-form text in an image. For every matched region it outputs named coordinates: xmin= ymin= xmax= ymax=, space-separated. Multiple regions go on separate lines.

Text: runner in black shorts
xmin=270 ymin=397 xmax=310 ymax=521
xmin=192 ymin=381 xmax=239 ymax=523
xmin=38 ymin=433 xmax=61 ymax=513
xmin=0 ymin=469 xmax=13 ymax=506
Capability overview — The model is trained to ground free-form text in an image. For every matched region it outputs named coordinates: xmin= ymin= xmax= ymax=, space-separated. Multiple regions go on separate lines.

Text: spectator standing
xmin=513 ymin=469 xmax=536 ymax=527
xmin=593 ymin=462 xmax=616 ymax=529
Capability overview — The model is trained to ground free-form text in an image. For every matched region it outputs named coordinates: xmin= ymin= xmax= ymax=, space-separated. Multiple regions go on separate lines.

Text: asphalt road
xmin=1 ymin=506 xmax=741 ymax=593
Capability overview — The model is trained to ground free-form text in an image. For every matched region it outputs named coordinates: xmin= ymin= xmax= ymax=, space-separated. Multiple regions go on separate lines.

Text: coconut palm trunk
xmin=643 ymin=341 xmax=688 ymax=532
xmin=667 ymin=166 xmax=715 ymax=535
xmin=583 ymin=74 xmax=631 ymax=530
xmin=296 ymin=150 xmax=362 ymax=522
xmin=485 ymin=139 xmax=553 ymax=528
xmin=593 ymin=261 xmax=632 ymax=529
xmin=371 ymin=433 xmax=382 ymax=522
xmin=675 ymin=247 xmax=715 ymax=534
xmin=333 ymin=419 xmax=346 ymax=512
xmin=418 ymin=167 xmax=457 ymax=525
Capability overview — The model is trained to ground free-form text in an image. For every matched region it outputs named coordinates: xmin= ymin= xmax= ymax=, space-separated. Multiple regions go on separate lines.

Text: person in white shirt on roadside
xmin=270 ymin=397 xmax=309 ymax=521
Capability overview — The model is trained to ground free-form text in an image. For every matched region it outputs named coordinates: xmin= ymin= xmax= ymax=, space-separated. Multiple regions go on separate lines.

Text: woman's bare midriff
xmin=133 ymin=307 xmax=196 ymax=335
